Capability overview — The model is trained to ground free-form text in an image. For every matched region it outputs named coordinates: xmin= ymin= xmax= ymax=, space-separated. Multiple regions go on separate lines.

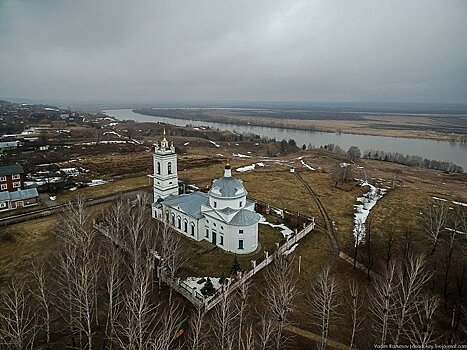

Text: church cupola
xmin=224 ymin=164 xmax=232 ymax=177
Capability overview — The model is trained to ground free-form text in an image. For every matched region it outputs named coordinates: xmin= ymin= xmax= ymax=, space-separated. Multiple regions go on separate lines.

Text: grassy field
xmin=180 ymin=224 xmax=284 ymax=278
xmin=0 ymin=216 xmax=56 ymax=281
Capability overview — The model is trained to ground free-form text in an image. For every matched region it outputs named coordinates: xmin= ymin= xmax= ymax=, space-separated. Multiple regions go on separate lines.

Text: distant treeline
xmin=363 ymin=149 xmax=464 ymax=173
xmin=322 ymin=143 xmax=464 ymax=173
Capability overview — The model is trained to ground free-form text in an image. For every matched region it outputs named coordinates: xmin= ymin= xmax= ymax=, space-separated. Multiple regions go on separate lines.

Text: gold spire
xmin=162 ymin=127 xmax=167 ymax=141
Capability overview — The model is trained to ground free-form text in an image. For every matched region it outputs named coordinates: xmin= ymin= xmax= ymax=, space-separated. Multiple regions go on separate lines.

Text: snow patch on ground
xmin=301 ymin=159 xmax=315 ymax=171
xmin=103 ymin=131 xmax=122 ymax=138
xmin=236 ymin=164 xmax=256 ymax=172
xmin=183 ymin=142 xmax=190 ymax=146
xmin=183 ymin=277 xmax=228 ymax=299
xmin=88 ymin=179 xmax=108 ymax=186
xmin=236 ymin=163 xmax=265 ymax=172
xmin=233 ymin=153 xmax=251 ymax=158
xmin=433 ymin=196 xmax=467 ymax=207
xmin=353 ymin=181 xmax=387 ymax=244
xmin=209 ymin=140 xmax=220 ymax=148
xmin=259 ymin=214 xmax=293 ymax=237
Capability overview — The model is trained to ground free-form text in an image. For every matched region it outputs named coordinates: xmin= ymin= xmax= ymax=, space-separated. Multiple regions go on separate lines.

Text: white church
xmin=151 ymin=131 xmax=261 ymax=254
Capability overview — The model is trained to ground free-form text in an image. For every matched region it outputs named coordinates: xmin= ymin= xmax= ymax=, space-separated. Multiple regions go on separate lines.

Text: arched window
xmin=165 ymin=211 xmax=169 ymax=223
xmin=171 ymin=213 xmax=175 ymax=226
xmin=184 ymin=219 xmax=188 ymax=233
xmin=190 ymin=222 xmax=195 ymax=236
xmin=168 ymin=162 xmax=172 ymax=175
xmin=177 ymin=216 xmax=181 ymax=229
xmin=157 ymin=162 xmax=161 ymax=175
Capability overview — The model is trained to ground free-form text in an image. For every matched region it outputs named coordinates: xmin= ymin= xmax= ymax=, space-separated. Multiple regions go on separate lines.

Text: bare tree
xmin=408 ymin=295 xmax=440 ymax=347
xmin=308 ymin=265 xmax=340 ymax=350
xmin=352 ymin=219 xmax=365 ymax=270
xmin=262 ymin=254 xmax=299 ymax=350
xmin=257 ymin=312 xmax=275 ymax=350
xmin=210 ymin=290 xmax=236 ymax=350
xmin=383 ymin=228 xmax=396 ymax=269
xmin=347 ymin=146 xmax=361 ymax=162
xmin=116 ymin=267 xmax=156 ymax=350
xmin=420 ymin=199 xmax=449 ymax=255
xmin=331 ymin=163 xmax=352 ymax=187
xmin=393 ymin=255 xmax=432 ymax=344
xmin=103 ymin=240 xmax=124 ymax=349
xmin=0 ymin=278 xmax=37 ymax=350
xmin=157 ymin=221 xmax=186 ymax=304
xmin=149 ymin=301 xmax=184 ymax=350
xmin=370 ymin=263 xmax=397 ymax=346
xmin=30 ymin=262 xmax=52 ymax=344
xmin=347 ymin=281 xmax=363 ymax=349
xmin=236 ymin=280 xmax=251 ymax=350
xmin=360 ymin=219 xmax=375 ymax=281
xmin=188 ymin=307 xmax=206 ymax=350
xmin=54 ymin=197 xmax=100 ymax=350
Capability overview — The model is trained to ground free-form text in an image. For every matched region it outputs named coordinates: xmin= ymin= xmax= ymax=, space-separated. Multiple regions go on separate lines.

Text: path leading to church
xmin=294 ymin=171 xmax=340 ymax=268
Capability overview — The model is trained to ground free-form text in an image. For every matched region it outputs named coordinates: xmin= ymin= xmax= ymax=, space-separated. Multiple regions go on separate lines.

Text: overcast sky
xmin=0 ymin=0 xmax=466 ymax=105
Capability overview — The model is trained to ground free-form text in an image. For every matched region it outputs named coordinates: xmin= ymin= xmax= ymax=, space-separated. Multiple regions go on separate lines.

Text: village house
xmin=0 ymin=164 xmax=39 ymax=211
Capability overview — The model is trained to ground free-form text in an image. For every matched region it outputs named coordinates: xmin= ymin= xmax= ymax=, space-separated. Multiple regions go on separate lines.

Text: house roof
xmin=0 ymin=188 xmax=38 ymax=202
xmin=163 ymin=191 xmax=209 ymax=219
xmin=0 ymin=164 xmax=24 ymax=176
xmin=229 ymin=209 xmax=261 ymax=226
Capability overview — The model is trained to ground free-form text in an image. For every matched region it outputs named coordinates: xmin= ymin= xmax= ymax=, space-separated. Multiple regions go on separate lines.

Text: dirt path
xmin=285 ymin=325 xmax=350 ymax=350
xmin=294 ymin=171 xmax=339 ymax=267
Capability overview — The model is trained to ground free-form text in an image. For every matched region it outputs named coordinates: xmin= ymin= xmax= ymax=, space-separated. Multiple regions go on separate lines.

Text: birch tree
xmin=420 ymin=199 xmax=449 ymax=255
xmin=347 ymin=281 xmax=363 ymax=350
xmin=0 ymin=279 xmax=37 ymax=350
xmin=308 ymin=265 xmax=340 ymax=350
xmin=210 ymin=290 xmax=236 ymax=350
xmin=263 ymin=254 xmax=299 ymax=350
xmin=393 ymin=255 xmax=432 ymax=344
xmin=188 ymin=307 xmax=206 ymax=350
xmin=30 ymin=262 xmax=52 ymax=344
xmin=370 ymin=263 xmax=397 ymax=346
xmin=408 ymin=295 xmax=440 ymax=347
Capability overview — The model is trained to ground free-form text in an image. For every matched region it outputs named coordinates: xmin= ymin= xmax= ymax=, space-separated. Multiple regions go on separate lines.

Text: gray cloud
xmin=1 ymin=0 xmax=466 ymax=104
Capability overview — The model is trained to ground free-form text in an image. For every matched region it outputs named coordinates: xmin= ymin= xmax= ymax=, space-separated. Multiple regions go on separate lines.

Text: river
xmin=103 ymin=109 xmax=467 ymax=169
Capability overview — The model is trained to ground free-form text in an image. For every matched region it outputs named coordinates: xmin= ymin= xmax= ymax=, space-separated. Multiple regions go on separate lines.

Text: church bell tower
xmin=153 ymin=128 xmax=179 ymax=201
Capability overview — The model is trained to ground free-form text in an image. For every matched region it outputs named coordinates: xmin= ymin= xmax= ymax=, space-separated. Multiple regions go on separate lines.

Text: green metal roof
xmin=163 ymin=191 xmax=209 ymax=219
xmin=0 ymin=188 xmax=38 ymax=201
xmin=229 ymin=209 xmax=261 ymax=226
xmin=209 ymin=176 xmax=246 ymax=198
xmin=0 ymin=164 xmax=23 ymax=177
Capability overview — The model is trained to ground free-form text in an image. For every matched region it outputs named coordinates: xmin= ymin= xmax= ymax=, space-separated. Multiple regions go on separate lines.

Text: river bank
xmin=133 ymin=108 xmax=467 ymax=143
xmin=103 ymin=109 xmax=467 ymax=169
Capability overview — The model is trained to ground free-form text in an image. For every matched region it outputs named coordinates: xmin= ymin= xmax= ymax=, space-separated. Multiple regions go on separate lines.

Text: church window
xmin=238 ymin=239 xmax=244 ymax=250
xmin=168 ymin=162 xmax=172 ymax=175
xmin=239 ymin=201 xmax=242 ymax=207
xmin=213 ymin=223 xmax=216 ymax=227
xmin=213 ymin=201 xmax=217 ymax=208
xmin=221 ymin=226 xmax=224 ymax=230
xmin=177 ymin=216 xmax=181 ymax=229
xmin=157 ymin=162 xmax=161 ymax=175
xmin=220 ymin=235 xmax=224 ymax=246
xmin=171 ymin=213 xmax=175 ymax=226
xmin=184 ymin=220 xmax=188 ymax=233
xmin=206 ymin=219 xmax=209 ymax=223
xmin=205 ymin=228 xmax=209 ymax=238
xmin=191 ymin=222 xmax=195 ymax=236
xmin=239 ymin=229 xmax=244 ymax=234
